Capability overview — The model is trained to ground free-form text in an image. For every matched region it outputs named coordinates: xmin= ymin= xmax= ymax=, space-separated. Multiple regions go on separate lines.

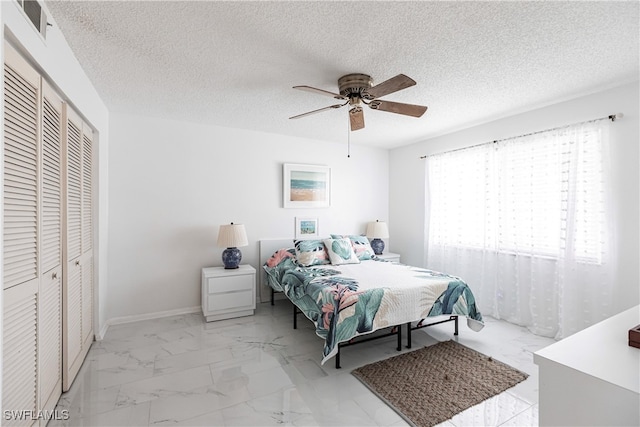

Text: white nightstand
xmin=202 ymin=265 xmax=256 ymax=322
xmin=377 ymin=252 xmax=401 ymax=263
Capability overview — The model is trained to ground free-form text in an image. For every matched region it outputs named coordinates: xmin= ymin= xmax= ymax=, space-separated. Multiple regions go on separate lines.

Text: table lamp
xmin=217 ymin=223 xmax=248 ymax=269
xmin=366 ymin=220 xmax=389 ymax=255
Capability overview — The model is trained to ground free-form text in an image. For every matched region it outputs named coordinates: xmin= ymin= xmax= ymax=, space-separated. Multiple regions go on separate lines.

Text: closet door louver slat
xmin=2 ymin=282 xmax=38 ymax=427
xmin=66 ymin=119 xmax=82 ymax=261
xmin=3 ymin=61 xmax=39 ymax=291
xmin=39 ymin=271 xmax=62 ymax=411
xmin=82 ymin=133 xmax=92 ymax=252
xmin=81 ymin=259 xmax=93 ymax=343
xmin=64 ymin=262 xmax=83 ymax=370
xmin=41 ymin=93 xmax=62 ymax=274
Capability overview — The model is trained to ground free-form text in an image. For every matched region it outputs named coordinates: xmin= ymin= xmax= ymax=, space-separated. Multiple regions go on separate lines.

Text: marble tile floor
xmin=51 ymin=302 xmax=556 ymax=426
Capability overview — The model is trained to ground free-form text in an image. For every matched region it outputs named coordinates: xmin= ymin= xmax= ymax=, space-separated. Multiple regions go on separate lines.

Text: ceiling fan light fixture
xmin=291 ymin=73 xmax=428 ymax=131
xmin=338 ymin=73 xmax=373 ymax=97
xmin=349 ymin=106 xmax=365 ymax=131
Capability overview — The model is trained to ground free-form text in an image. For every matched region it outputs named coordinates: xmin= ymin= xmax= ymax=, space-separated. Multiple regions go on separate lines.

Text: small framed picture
xmin=295 ymin=217 xmax=319 ymax=239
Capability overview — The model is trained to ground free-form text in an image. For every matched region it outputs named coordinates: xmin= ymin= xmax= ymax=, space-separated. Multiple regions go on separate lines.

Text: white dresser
xmin=534 ymin=305 xmax=640 ymax=426
xmin=201 ymin=265 xmax=256 ymax=322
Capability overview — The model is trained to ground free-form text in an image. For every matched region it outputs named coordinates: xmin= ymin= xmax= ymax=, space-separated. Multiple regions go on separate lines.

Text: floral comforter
xmin=263 ymin=250 xmax=484 ymax=364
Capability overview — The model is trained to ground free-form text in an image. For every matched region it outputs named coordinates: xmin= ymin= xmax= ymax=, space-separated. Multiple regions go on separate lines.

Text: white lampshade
xmin=217 ymin=223 xmax=248 ymax=248
xmin=366 ymin=220 xmax=389 ymax=238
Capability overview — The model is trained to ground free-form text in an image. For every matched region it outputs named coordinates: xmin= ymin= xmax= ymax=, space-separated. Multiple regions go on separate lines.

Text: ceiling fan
xmin=289 ymin=73 xmax=428 ymax=131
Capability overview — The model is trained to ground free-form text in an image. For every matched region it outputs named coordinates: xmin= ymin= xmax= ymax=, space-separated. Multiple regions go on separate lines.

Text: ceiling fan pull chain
xmin=347 ymin=113 xmax=351 ymax=158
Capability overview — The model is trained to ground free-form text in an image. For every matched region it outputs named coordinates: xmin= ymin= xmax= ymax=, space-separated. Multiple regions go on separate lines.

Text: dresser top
xmin=534 ymin=305 xmax=640 ymax=394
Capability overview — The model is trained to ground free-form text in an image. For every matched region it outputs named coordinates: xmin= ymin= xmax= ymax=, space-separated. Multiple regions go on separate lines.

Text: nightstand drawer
xmin=207 ymin=274 xmax=253 ymax=294
xmin=208 ymin=290 xmax=253 ymax=312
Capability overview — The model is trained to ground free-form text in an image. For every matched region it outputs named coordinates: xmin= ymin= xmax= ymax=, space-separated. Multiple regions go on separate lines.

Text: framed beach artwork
xmin=283 ymin=163 xmax=330 ymax=208
xmin=295 ymin=217 xmax=319 ymax=239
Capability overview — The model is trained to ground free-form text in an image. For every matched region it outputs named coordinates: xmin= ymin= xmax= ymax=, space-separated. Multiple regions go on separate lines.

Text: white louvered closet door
xmin=3 ymin=42 xmax=41 ymax=426
xmin=80 ymin=129 xmax=94 ymax=349
xmin=3 ymin=41 xmax=96 ymax=414
xmin=39 ymin=81 xmax=63 ymax=413
xmin=62 ymin=107 xmax=94 ymax=391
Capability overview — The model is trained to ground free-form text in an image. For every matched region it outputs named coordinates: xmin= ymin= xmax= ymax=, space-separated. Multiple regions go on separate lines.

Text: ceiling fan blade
xmin=349 ymin=107 xmax=365 ymax=131
xmin=364 ymin=74 xmax=416 ymax=99
xmin=369 ymin=100 xmax=428 ymax=118
xmin=289 ymin=103 xmax=345 ymax=120
xmin=293 ymin=85 xmax=346 ymax=100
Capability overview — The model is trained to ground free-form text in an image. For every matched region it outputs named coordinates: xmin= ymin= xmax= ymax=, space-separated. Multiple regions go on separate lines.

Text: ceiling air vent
xmin=15 ymin=0 xmax=48 ymax=39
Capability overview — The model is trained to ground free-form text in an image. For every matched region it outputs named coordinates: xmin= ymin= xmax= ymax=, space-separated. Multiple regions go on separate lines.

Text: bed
xmin=260 ymin=238 xmax=484 ymax=368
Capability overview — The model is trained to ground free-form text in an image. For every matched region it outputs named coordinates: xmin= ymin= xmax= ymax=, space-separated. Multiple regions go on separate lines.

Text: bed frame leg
xmin=453 ymin=315 xmax=459 ymax=336
xmin=271 ymin=288 xmax=274 ymax=306
xmin=396 ymin=324 xmax=402 ymax=351
xmin=293 ymin=304 xmax=298 ymax=329
xmin=406 ymin=322 xmax=412 ymax=349
xmin=336 ymin=345 xmax=341 ymax=369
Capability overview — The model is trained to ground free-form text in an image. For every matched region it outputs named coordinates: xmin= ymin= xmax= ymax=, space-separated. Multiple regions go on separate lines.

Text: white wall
xmin=389 ymin=82 xmax=640 ymax=313
xmin=107 ymin=113 xmax=389 ymax=321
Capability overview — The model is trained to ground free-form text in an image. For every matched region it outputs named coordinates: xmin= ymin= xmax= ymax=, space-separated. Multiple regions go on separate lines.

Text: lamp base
xmin=222 ymin=247 xmax=242 ymax=269
xmin=370 ymin=238 xmax=385 ymax=255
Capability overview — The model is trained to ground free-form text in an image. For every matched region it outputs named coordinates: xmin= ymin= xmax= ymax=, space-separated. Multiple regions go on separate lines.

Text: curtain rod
xmin=419 ymin=113 xmax=623 ymax=159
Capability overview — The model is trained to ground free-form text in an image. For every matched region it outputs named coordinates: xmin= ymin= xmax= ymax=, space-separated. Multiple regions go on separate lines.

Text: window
xmin=426 ymin=119 xmax=614 ymax=339
xmin=427 ymin=121 xmax=606 ymax=263
xmin=14 ymin=0 xmax=48 ymax=38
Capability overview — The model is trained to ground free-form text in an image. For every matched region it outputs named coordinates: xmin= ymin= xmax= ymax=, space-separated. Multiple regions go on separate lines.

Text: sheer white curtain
xmin=425 ymin=121 xmax=615 ymax=339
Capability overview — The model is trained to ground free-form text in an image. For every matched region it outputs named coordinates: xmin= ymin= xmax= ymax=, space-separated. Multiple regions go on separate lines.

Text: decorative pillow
xmin=294 ymin=239 xmax=330 ymax=266
xmin=324 ymin=238 xmax=360 ymax=265
xmin=330 ymin=234 xmax=375 ymax=260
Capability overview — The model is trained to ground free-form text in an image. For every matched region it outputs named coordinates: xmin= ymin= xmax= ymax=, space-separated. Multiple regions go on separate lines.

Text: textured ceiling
xmin=44 ymin=1 xmax=639 ymax=149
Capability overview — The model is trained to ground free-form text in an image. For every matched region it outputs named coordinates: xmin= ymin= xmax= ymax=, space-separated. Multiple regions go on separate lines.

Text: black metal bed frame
xmin=406 ymin=316 xmax=458 ymax=349
xmin=293 ymin=303 xmax=402 ymax=369
xmin=275 ymin=288 xmax=459 ymax=369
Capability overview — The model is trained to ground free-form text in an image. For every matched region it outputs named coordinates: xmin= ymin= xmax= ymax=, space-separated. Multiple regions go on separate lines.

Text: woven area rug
xmin=351 ymin=340 xmax=528 ymax=427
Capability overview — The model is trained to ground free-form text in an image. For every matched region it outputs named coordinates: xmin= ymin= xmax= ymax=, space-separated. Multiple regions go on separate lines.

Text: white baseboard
xmin=96 ymin=322 xmax=109 ymax=341
xmin=96 ymin=306 xmax=201 ymax=340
